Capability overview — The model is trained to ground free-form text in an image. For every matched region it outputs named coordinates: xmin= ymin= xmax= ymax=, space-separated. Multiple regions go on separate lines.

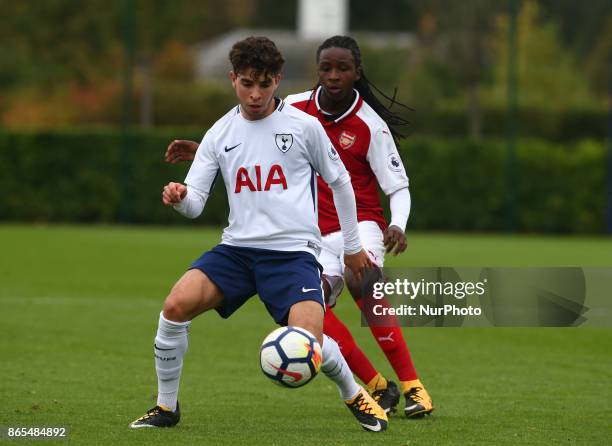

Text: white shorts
xmin=318 ymin=221 xmax=385 ymax=277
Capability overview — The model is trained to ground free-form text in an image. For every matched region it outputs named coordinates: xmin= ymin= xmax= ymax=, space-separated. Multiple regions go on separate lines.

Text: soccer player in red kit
xmin=165 ymin=35 xmax=433 ymax=418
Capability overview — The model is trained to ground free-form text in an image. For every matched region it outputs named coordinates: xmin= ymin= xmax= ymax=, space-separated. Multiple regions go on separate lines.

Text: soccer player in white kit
xmin=129 ymin=37 xmax=388 ymax=432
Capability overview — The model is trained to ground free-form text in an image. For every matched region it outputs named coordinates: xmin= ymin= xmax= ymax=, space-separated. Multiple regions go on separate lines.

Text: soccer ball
xmin=260 ymin=326 xmax=322 ymax=388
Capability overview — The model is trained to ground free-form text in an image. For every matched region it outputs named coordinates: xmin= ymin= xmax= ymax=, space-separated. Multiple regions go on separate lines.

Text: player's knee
xmin=163 ymin=270 xmax=224 ymax=322
xmin=288 ymin=301 xmax=324 ymax=344
xmin=162 ymin=294 xmax=189 ymax=322
xmin=344 ymin=266 xmax=383 ymax=300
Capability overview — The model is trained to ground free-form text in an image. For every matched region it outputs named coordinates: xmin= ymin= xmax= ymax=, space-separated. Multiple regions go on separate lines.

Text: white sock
xmin=154 ymin=312 xmax=190 ymax=411
xmin=321 ymin=334 xmax=361 ymax=401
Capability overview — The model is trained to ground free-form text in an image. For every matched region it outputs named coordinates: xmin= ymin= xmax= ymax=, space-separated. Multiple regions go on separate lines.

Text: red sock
xmin=356 ymin=298 xmax=418 ymax=381
xmin=323 ymin=306 xmax=378 ymax=385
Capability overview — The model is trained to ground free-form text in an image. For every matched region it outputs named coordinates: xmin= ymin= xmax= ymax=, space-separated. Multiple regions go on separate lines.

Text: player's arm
xmin=366 ymin=125 xmax=411 ymax=255
xmin=165 ymin=131 xmax=219 ymax=219
xmin=305 ymin=122 xmax=373 ymax=279
xmin=165 ymin=139 xmax=199 ymax=164
xmin=384 ymin=188 xmax=411 ymax=255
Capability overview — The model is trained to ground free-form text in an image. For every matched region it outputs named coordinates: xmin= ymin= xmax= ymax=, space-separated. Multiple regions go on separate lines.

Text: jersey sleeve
xmin=184 ymin=130 xmax=220 ymax=194
xmin=366 ymin=124 xmax=409 ymax=195
xmin=303 ymin=119 xmax=348 ymax=184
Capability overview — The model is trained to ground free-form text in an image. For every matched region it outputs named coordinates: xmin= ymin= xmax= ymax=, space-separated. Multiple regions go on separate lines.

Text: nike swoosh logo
xmin=302 ymin=287 xmax=319 ymax=293
xmin=154 ymin=344 xmax=175 ymax=351
xmin=405 ymin=403 xmax=419 ymax=411
xmin=361 ymin=420 xmax=382 ymax=432
xmin=268 ymin=362 xmax=303 ymax=382
xmin=224 ymin=143 xmax=241 ymax=152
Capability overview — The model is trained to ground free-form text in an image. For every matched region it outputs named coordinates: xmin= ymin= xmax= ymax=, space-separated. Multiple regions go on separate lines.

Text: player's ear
xmin=229 ymin=71 xmax=237 ymax=87
xmin=273 ymin=73 xmax=282 ymax=87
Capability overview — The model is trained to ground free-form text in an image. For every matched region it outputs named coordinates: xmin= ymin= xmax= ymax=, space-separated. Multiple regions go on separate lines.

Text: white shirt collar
xmin=314 ymin=86 xmax=360 ymax=123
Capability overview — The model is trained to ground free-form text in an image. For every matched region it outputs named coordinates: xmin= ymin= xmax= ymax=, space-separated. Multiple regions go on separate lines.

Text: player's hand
xmin=165 ymin=140 xmax=198 ymax=164
xmin=383 ymin=225 xmax=407 ymax=256
xmin=162 ymin=182 xmax=187 ymax=206
xmin=344 ymin=249 xmax=375 ymax=282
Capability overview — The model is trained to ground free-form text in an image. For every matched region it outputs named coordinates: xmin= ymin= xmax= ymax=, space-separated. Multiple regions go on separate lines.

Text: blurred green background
xmin=0 ymin=0 xmax=610 ymax=233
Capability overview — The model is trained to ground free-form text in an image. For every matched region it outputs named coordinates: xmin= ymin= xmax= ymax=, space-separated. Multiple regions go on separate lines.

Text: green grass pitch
xmin=1 ymin=225 xmax=611 ymax=445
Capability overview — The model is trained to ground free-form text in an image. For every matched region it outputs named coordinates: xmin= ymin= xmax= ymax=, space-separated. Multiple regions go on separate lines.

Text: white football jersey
xmin=184 ymin=99 xmax=348 ymax=255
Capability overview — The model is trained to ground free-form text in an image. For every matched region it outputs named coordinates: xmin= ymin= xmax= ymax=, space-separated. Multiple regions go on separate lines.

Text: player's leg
xmin=288 ymin=301 xmax=362 ymax=401
xmin=162 ymin=269 xmax=224 ymax=322
xmin=130 ymin=245 xmax=257 ymax=429
xmin=287 ymin=301 xmax=388 ymax=432
xmin=130 ymin=269 xmax=223 ymax=428
xmin=323 ymin=306 xmax=400 ymax=412
xmin=346 ymin=267 xmax=430 ymax=416
xmin=324 ymin=306 xmax=378 ymax=385
xmin=256 ymin=250 xmax=387 ymax=432
xmin=345 ymin=221 xmax=433 ymax=417
xmin=156 ymin=269 xmax=224 ymax=406
xmin=320 ymin=232 xmax=399 ymax=412
xmin=320 ymin=235 xmax=382 ymax=389
xmin=345 ymin=266 xmax=419 ymax=383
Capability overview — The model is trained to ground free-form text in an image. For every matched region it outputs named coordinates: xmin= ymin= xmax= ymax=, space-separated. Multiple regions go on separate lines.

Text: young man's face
xmin=317 ymin=47 xmax=360 ymax=104
xmin=230 ymin=68 xmax=281 ymax=120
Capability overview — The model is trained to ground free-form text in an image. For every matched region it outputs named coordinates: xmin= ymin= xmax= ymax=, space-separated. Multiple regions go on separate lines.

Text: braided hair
xmin=315 ymin=35 xmax=412 ymax=144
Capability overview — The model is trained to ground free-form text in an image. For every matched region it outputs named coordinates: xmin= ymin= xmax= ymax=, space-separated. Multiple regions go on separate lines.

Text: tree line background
xmin=0 ymin=0 xmax=610 ymax=232
xmin=1 ymin=0 xmax=609 ymax=136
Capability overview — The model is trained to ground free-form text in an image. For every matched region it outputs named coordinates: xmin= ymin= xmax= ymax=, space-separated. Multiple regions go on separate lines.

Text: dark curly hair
xmin=315 ymin=35 xmax=412 ymax=144
xmin=229 ymin=36 xmax=285 ymax=79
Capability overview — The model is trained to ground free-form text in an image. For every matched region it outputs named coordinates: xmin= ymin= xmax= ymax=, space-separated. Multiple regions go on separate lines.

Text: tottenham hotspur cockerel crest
xmin=275 ymin=134 xmax=293 ymax=153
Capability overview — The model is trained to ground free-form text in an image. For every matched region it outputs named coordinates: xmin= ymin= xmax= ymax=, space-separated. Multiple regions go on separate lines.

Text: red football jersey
xmin=286 ymin=88 xmax=409 ymax=235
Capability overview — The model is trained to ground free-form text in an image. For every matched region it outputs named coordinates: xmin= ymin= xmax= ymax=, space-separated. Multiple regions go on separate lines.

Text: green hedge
xmin=0 ymin=130 xmax=607 ymax=233
xmin=412 ymin=107 xmax=607 ymax=141
xmin=0 ymin=129 xmax=229 ymax=226
xmin=403 ymin=138 xmax=606 ymax=233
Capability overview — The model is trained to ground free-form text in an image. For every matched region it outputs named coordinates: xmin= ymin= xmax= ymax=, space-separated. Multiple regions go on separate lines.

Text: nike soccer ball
xmin=260 ymin=326 xmax=322 ymax=388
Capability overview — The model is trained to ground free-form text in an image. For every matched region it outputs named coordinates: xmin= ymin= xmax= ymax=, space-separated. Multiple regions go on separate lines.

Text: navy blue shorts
xmin=190 ymin=244 xmax=324 ymax=325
